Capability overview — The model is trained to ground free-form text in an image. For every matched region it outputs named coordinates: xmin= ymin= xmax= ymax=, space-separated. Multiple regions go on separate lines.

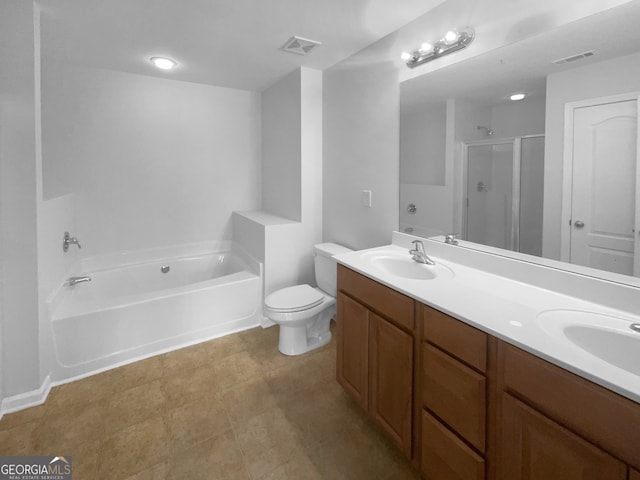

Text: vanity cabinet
xmin=496 ymin=341 xmax=640 ymax=478
xmin=419 ymin=305 xmax=489 ymax=480
xmin=336 ymin=265 xmax=415 ymax=457
xmin=336 ymin=265 xmax=640 ymax=478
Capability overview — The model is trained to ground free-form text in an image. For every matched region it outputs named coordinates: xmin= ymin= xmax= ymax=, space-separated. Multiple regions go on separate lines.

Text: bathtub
xmin=47 ymin=242 xmax=263 ymax=382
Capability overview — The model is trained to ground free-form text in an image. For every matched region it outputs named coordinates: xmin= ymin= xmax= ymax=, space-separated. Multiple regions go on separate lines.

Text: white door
xmin=570 ymin=99 xmax=639 ymax=276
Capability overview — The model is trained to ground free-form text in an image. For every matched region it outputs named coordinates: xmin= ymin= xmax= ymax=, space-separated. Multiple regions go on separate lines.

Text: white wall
xmin=491 ymin=98 xmax=546 ymax=138
xmin=235 ymin=68 xmax=323 ymax=299
xmin=262 ymin=70 xmax=302 ymax=221
xmin=543 ymin=51 xmax=640 ymax=259
xmin=323 ymin=41 xmax=400 ymax=250
xmin=400 ymin=102 xmax=446 ymax=185
xmin=42 ymin=66 xmax=262 ymax=256
xmin=0 ymin=0 xmax=41 ymax=399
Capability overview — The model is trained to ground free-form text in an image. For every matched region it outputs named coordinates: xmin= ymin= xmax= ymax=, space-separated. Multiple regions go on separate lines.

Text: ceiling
xmin=36 ymin=0 xmax=445 ymax=91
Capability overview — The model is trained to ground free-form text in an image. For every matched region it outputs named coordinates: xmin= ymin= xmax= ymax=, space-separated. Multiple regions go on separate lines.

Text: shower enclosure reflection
xmin=463 ymin=135 xmax=544 ymax=256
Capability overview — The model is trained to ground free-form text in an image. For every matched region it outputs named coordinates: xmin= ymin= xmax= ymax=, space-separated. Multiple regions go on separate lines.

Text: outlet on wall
xmin=362 ymin=190 xmax=372 ymax=208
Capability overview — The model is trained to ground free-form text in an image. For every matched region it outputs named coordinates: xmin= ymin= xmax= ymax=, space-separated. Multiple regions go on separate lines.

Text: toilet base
xmin=278 ymin=325 xmax=331 ymax=356
xmin=277 ymin=307 xmax=334 ymax=356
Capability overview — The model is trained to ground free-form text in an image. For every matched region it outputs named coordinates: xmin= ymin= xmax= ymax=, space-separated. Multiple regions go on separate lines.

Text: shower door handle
xmin=574 ymin=220 xmax=585 ymax=228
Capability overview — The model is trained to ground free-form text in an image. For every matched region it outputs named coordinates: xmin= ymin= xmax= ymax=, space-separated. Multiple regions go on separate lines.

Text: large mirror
xmin=400 ymin=0 xmax=640 ymax=284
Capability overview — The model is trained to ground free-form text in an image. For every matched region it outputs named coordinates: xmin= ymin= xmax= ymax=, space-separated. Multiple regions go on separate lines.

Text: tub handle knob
xmin=63 ymin=232 xmax=82 ymax=252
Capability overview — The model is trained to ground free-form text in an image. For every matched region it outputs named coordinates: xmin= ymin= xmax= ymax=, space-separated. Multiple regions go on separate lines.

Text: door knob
xmin=574 ymin=220 xmax=585 ymax=228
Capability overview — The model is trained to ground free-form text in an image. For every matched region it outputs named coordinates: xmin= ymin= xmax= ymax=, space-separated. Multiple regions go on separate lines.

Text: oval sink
xmin=362 ymin=251 xmax=454 ymax=280
xmin=564 ymin=325 xmax=640 ymax=375
xmin=537 ymin=310 xmax=640 ymax=375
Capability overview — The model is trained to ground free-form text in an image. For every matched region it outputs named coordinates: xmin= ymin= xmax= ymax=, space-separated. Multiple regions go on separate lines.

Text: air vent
xmin=552 ymin=50 xmax=595 ymax=65
xmin=280 ymin=36 xmax=321 ymax=56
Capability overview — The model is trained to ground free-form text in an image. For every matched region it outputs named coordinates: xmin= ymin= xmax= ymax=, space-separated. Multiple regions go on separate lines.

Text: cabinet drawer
xmin=422 ymin=304 xmax=487 ymax=372
xmin=421 ymin=410 xmax=485 ymax=480
xmin=422 ymin=344 xmax=486 ymax=452
xmin=338 ymin=265 xmax=414 ymax=331
xmin=500 ymin=341 xmax=640 ymax=469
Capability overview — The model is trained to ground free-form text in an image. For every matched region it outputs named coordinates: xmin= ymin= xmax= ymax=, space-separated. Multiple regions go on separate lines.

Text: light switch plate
xmin=362 ymin=190 xmax=372 ymax=208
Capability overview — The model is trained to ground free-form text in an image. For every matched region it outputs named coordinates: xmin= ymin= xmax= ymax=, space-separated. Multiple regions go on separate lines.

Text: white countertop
xmin=335 ymin=235 xmax=640 ymax=403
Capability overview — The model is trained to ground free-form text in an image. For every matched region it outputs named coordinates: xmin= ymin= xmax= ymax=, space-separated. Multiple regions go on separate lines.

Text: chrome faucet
xmin=63 ymin=232 xmax=82 ymax=252
xmin=409 ymin=240 xmax=436 ymax=265
xmin=445 ymin=233 xmax=460 ymax=245
xmin=67 ymin=276 xmax=91 ymax=286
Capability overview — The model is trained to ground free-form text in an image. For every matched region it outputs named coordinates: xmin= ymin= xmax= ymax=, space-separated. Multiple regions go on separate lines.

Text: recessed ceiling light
xmin=510 ymin=93 xmax=526 ymax=101
xmin=150 ymin=57 xmax=177 ymax=70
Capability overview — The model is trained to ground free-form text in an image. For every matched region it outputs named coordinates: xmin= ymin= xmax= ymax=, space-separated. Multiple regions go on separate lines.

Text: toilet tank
xmin=314 ymin=243 xmax=354 ymax=296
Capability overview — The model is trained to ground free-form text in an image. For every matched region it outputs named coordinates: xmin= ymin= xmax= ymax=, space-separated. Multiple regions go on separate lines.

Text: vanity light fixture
xmin=401 ymin=27 xmax=474 ymax=68
xmin=150 ymin=56 xmax=177 ymax=70
xmin=510 ymin=93 xmax=526 ymax=101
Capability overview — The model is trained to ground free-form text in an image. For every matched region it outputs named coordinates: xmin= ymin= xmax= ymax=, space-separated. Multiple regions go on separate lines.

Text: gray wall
xmin=0 ymin=0 xmax=41 ymax=398
xmin=262 ymin=69 xmax=302 ymax=221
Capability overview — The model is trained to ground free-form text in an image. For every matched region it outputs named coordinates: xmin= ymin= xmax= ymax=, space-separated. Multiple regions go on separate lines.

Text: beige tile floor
xmin=0 ymin=324 xmax=419 ymax=479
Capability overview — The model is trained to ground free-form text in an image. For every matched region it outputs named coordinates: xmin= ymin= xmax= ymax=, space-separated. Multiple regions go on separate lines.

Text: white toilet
xmin=264 ymin=243 xmax=353 ymax=356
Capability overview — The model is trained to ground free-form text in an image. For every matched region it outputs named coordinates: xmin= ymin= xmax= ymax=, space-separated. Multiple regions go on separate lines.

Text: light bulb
xmin=419 ymin=42 xmax=433 ymax=53
xmin=150 ymin=57 xmax=177 ymax=70
xmin=443 ymin=30 xmax=459 ymax=44
xmin=400 ymin=51 xmax=412 ymax=61
xmin=510 ymin=93 xmax=526 ymax=101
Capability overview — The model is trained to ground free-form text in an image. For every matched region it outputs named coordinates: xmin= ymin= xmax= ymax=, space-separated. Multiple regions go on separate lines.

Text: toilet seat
xmin=265 ymin=284 xmax=324 ymax=313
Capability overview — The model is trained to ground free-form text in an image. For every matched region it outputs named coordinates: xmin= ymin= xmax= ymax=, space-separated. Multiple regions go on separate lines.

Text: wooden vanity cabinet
xmin=419 ymin=305 xmax=490 ymax=480
xmin=336 ymin=265 xmax=640 ymax=479
xmin=496 ymin=341 xmax=640 ymax=478
xmin=336 ymin=265 xmax=415 ymax=457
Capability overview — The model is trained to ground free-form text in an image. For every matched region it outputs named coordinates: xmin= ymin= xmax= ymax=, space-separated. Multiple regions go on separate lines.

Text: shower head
xmin=477 ymin=126 xmax=494 ymax=136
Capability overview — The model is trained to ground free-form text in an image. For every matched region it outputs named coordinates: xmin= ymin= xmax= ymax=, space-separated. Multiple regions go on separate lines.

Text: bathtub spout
xmin=67 ymin=276 xmax=92 ymax=286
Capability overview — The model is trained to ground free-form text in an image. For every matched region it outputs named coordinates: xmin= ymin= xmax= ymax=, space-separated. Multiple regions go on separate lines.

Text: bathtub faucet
xmin=67 ymin=276 xmax=91 ymax=286
xmin=63 ymin=232 xmax=82 ymax=252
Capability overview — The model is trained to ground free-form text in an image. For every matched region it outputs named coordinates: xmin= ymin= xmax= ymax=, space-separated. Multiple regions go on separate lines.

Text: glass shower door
xmin=465 ymin=142 xmax=516 ymax=250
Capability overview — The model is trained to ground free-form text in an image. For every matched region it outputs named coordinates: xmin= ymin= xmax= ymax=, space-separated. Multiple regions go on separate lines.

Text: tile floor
xmin=0 ymin=324 xmax=419 ymax=479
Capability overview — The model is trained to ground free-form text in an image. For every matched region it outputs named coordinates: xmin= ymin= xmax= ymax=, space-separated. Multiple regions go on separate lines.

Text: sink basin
xmin=537 ymin=310 xmax=640 ymax=375
xmin=361 ymin=251 xmax=454 ymax=280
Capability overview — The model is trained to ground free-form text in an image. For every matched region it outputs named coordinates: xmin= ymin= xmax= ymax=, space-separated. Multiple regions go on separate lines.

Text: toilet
xmin=264 ymin=243 xmax=353 ymax=356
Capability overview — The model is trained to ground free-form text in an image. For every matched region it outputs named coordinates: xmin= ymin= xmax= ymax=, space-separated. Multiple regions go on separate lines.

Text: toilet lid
xmin=265 ymin=285 xmax=324 ymax=312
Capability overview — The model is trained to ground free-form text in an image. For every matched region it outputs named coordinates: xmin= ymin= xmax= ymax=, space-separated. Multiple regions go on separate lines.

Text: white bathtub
xmin=48 ymin=243 xmax=263 ymax=382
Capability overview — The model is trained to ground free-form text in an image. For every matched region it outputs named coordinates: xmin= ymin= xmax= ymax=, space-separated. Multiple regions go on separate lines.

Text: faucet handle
xmin=410 ymin=239 xmax=425 ymax=253
xmin=63 ymin=231 xmax=82 ymax=252
xmin=445 ymin=233 xmax=460 ymax=245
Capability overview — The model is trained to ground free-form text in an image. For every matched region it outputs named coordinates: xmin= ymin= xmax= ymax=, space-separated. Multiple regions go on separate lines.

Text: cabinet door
xmin=498 ymin=393 xmax=627 ymax=480
xmin=631 ymin=469 xmax=640 ymax=480
xmin=336 ymin=292 xmax=369 ymax=409
xmin=369 ymin=312 xmax=413 ymax=457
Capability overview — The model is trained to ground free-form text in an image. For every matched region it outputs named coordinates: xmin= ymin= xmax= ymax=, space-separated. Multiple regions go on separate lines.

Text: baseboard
xmin=0 ymin=375 xmax=52 ymax=417
xmin=260 ymin=317 xmax=276 ymax=328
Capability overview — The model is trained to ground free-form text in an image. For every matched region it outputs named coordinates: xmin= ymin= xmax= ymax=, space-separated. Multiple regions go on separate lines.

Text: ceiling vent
xmin=280 ymin=36 xmax=321 ymax=56
xmin=552 ymin=50 xmax=595 ymax=65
